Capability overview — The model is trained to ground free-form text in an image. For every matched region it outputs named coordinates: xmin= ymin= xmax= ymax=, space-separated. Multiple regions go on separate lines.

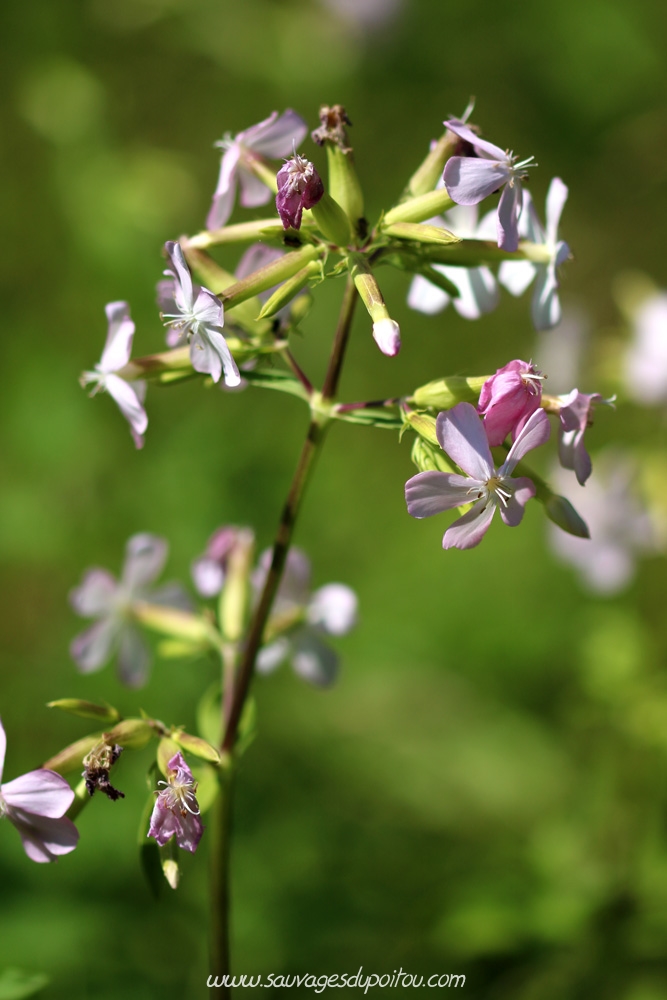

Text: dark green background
xmin=2 ymin=0 xmax=667 ymax=997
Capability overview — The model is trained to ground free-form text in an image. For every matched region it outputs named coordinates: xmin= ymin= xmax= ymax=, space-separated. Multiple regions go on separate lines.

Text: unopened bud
xmin=172 ymin=730 xmax=221 ymax=764
xmin=383 ymin=189 xmax=455 ymax=226
xmin=310 ymin=192 xmax=352 ymax=247
xmin=105 ymin=718 xmax=154 ymax=750
xmin=382 ymin=222 xmax=459 ymax=246
xmin=544 ymin=493 xmax=590 ymax=539
xmin=405 ymin=131 xmax=460 ymax=198
xmin=412 ymin=376 xmax=487 ymax=410
xmin=48 ymin=699 xmax=120 ymax=725
xmin=348 ymin=253 xmax=401 ymax=356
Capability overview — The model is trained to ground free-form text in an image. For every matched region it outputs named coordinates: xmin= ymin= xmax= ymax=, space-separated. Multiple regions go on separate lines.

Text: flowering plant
xmin=10 ymin=100 xmax=631 ymax=994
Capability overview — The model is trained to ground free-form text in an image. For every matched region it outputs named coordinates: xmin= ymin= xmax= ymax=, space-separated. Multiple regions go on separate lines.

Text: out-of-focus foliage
xmin=2 ymin=0 xmax=667 ymax=997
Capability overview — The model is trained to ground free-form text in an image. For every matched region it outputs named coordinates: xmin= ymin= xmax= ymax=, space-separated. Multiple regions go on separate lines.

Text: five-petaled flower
xmin=81 ymin=301 xmax=147 ymax=449
xmin=207 ymin=110 xmax=308 ymax=230
xmin=254 ymin=548 xmax=358 ymax=687
xmin=443 ymin=119 xmax=536 ymax=252
xmin=478 ymin=359 xmax=546 ymax=447
xmin=275 ymin=153 xmax=324 ymax=230
xmin=0 ymin=719 xmax=79 ymax=863
xmin=148 ymin=752 xmax=203 ymax=853
xmin=498 ymin=179 xmax=571 ymax=330
xmin=405 ymin=402 xmax=550 ymax=550
xmin=69 ymin=533 xmax=190 ymax=687
xmin=161 ymin=241 xmax=240 ymax=387
xmin=556 ymin=389 xmax=614 ymax=486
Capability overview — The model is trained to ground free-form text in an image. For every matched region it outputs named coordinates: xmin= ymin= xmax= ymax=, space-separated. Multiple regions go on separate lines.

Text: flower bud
xmin=311 ymin=104 xmax=365 ymax=230
xmin=348 ymin=253 xmax=401 ymax=356
xmin=383 ymin=189 xmax=455 ymax=226
xmin=405 ymin=131 xmax=460 ymax=198
xmin=544 ymin=493 xmax=590 ymax=539
xmin=257 ymin=260 xmax=322 ymax=320
xmin=43 ymin=733 xmax=105 ymax=774
xmin=276 ymin=154 xmax=324 ymax=230
xmin=382 ymin=222 xmax=459 ymax=246
xmin=187 ymin=218 xmax=287 ymax=250
xmin=48 ymin=699 xmax=120 ymax=725
xmin=171 ymin=730 xmax=221 ymax=764
xmin=219 ymin=244 xmax=321 ymax=309
xmin=310 ymin=192 xmax=352 ymax=247
xmin=105 ymin=718 xmax=154 ymax=750
xmin=412 ymin=375 xmax=487 ymax=410
xmin=132 ymin=601 xmax=216 ymax=646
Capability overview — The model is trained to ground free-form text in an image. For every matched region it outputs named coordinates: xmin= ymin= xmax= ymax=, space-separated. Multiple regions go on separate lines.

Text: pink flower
xmin=443 ymin=119 xmax=536 ymax=252
xmin=81 ymin=302 xmax=147 ymax=449
xmin=191 ymin=525 xmax=255 ymax=598
xmin=405 ymin=402 xmax=550 ymax=550
xmin=275 ymin=153 xmax=324 ymax=230
xmin=557 ymin=389 xmax=614 ymax=486
xmin=478 ymin=359 xmax=546 ymax=446
xmin=148 ymin=753 xmax=203 ymax=853
xmin=207 ymin=110 xmax=308 ymax=230
xmin=0 ymin=719 xmax=78 ymax=863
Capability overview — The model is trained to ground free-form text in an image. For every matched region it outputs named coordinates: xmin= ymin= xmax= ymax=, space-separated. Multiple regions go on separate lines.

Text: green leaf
xmin=242 ymin=368 xmax=309 ymax=401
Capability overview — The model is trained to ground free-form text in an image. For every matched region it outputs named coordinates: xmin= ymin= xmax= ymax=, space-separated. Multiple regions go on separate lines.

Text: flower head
xmin=556 ymin=389 xmax=614 ymax=486
xmin=148 ymin=752 xmax=203 ymax=853
xmin=407 ymin=204 xmax=500 ymax=320
xmin=498 ymin=179 xmax=571 ymax=330
xmin=207 ymin=110 xmax=308 ymax=230
xmin=69 ymin=533 xmax=190 ymax=687
xmin=0 ymin=719 xmax=78 ymax=863
xmin=81 ymin=302 xmax=147 ymax=449
xmin=254 ymin=549 xmax=358 ymax=687
xmin=276 ymin=153 xmax=324 ymax=230
xmin=405 ymin=402 xmax=550 ymax=550
xmin=443 ymin=119 xmax=536 ymax=252
xmin=161 ymin=241 xmax=240 ymax=387
xmin=478 ymin=359 xmax=546 ymax=447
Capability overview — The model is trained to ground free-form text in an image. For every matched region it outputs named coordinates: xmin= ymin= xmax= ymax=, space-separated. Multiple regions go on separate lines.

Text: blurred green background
xmin=2 ymin=0 xmax=667 ymax=997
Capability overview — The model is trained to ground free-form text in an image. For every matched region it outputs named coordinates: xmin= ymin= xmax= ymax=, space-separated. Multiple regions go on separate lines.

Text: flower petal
xmin=206 ymin=144 xmax=241 ymax=230
xmin=444 ymin=266 xmax=499 ymax=320
xmin=545 ymin=177 xmax=569 ymax=245
xmin=291 ymin=630 xmax=339 ymax=687
xmin=444 ymin=157 xmax=510 ymax=206
xmin=69 ymin=568 xmax=117 ymax=617
xmin=164 ymin=242 xmax=193 ymax=312
xmin=407 ymin=274 xmax=450 ymax=315
xmin=9 ymin=809 xmax=79 ymax=862
xmin=443 ymin=120 xmax=507 ymax=161
xmin=70 ymin=617 xmax=120 ymax=673
xmin=436 ymin=402 xmax=494 ymax=480
xmin=372 ymin=318 xmax=401 ymax=356
xmin=503 ymin=409 xmax=551 ymax=473
xmin=256 ymin=637 xmax=291 ymax=674
xmin=122 ymin=533 xmax=168 ymax=591
xmin=531 ymin=263 xmax=561 ymax=331
xmin=498 ymin=477 xmax=536 ymax=526
xmin=405 ymin=470 xmax=476 ymax=518
xmin=498 ymin=259 xmax=536 ymax=297
xmin=246 ymin=109 xmax=308 ymax=157
xmin=104 ymin=374 xmax=148 ymax=447
xmin=443 ymin=499 xmax=496 ymax=550
xmin=497 ymin=181 xmax=522 ymax=251
xmin=238 ymin=167 xmax=273 ymax=208
xmin=100 ymin=302 xmax=135 ymax=373
xmin=117 ymin=626 xmax=151 ymax=688
xmin=2 ymin=769 xmax=74 ymax=818
xmin=308 ymin=584 xmax=358 ymax=636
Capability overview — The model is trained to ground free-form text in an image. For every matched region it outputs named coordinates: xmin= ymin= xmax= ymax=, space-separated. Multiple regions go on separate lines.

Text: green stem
xmin=209 ymin=759 xmax=234 ymax=995
xmin=208 ymin=276 xmax=359 ymax=983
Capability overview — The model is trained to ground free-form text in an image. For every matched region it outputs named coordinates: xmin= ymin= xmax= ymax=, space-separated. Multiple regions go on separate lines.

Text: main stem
xmin=209 ymin=275 xmax=358 ymax=985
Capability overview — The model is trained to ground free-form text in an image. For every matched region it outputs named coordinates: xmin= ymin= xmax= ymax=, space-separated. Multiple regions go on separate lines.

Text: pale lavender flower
xmin=81 ymin=302 xmax=147 ymax=449
xmin=498 ymin=179 xmax=571 ymax=330
xmin=275 ymin=153 xmax=324 ymax=230
xmin=372 ymin=318 xmax=401 ymax=357
xmin=207 ymin=110 xmax=308 ymax=230
xmin=69 ymin=533 xmax=189 ymax=687
xmin=319 ymin=0 xmax=403 ymax=30
xmin=0 ymin=719 xmax=78 ymax=863
xmin=407 ymin=204 xmax=499 ymax=320
xmin=254 ymin=549 xmax=358 ymax=687
xmin=161 ymin=241 xmax=240 ymax=387
xmin=478 ymin=359 xmax=546 ymax=446
xmin=624 ymin=292 xmax=667 ymax=404
xmin=548 ymin=457 xmax=655 ymax=594
xmin=148 ymin=752 xmax=203 ymax=853
xmin=557 ymin=389 xmax=615 ymax=486
xmin=405 ymin=402 xmax=550 ymax=550
xmin=443 ymin=119 xmax=536 ymax=252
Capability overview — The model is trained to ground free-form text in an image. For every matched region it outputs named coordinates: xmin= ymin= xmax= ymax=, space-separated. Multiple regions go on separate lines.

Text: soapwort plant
xmin=6 ymin=102 xmax=618 ymax=988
